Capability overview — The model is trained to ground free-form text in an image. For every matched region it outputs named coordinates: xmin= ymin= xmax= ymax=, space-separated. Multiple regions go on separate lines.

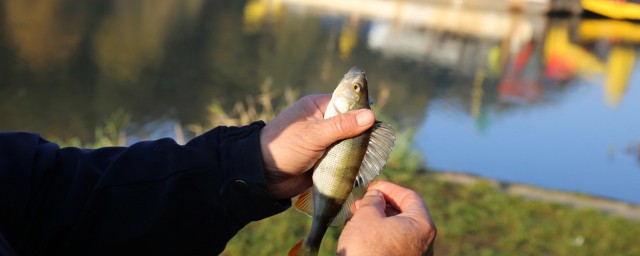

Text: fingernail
xmin=367 ymin=189 xmax=381 ymax=197
xmin=355 ymin=110 xmax=374 ymax=127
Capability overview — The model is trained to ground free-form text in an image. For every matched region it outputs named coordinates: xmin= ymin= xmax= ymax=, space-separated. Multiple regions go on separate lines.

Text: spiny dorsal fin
xmin=294 ymin=187 xmax=313 ymax=217
xmin=354 ymin=121 xmax=396 ymax=187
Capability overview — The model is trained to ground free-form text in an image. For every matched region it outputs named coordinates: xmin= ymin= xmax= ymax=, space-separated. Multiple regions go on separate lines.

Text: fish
xmin=288 ymin=67 xmax=396 ymax=256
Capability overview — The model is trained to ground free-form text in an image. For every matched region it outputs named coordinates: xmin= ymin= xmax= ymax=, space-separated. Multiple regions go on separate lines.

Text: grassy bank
xmin=61 ymin=89 xmax=640 ymax=255
xmin=223 ymin=172 xmax=640 ymax=255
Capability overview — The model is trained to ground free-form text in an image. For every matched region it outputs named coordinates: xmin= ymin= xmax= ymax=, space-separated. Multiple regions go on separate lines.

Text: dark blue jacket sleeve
xmin=0 ymin=121 xmax=290 ymax=256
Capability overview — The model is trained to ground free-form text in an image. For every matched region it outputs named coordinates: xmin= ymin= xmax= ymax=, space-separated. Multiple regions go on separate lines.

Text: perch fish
xmin=289 ymin=67 xmax=396 ymax=256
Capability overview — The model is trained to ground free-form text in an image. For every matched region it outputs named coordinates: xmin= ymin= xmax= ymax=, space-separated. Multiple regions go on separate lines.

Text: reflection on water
xmin=92 ymin=0 xmax=204 ymax=82
xmin=0 ymin=0 xmax=639 ymax=203
xmin=3 ymin=0 xmax=85 ymax=71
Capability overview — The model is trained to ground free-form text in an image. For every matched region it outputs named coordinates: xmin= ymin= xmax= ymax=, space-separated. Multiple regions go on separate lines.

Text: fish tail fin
xmin=289 ymin=239 xmax=316 ymax=256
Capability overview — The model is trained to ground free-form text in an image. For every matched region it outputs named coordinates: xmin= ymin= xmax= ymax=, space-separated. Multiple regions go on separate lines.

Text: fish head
xmin=327 ymin=67 xmax=370 ymax=116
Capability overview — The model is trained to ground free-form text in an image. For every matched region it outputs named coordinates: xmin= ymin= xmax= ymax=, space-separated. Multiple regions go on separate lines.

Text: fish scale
xmin=289 ymin=67 xmax=395 ymax=256
xmin=313 ymin=132 xmax=370 ymax=201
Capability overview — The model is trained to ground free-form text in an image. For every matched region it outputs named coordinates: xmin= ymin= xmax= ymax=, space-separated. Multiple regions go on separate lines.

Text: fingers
xmin=269 ymin=94 xmax=331 ymax=126
xmin=305 ymin=109 xmax=375 ymax=148
xmin=369 ymin=181 xmax=437 ymax=254
xmin=302 ymin=94 xmax=332 ymax=111
xmin=296 ymin=94 xmax=332 ymax=120
xmin=353 ymin=189 xmax=386 ymax=219
xmin=384 ymin=203 xmax=401 ymax=216
xmin=288 ymin=94 xmax=375 ymax=149
xmin=353 ymin=110 xmax=375 ymax=127
xmin=369 ymin=181 xmax=427 ymax=214
xmin=350 ymin=199 xmax=399 ymax=216
xmin=368 ymin=181 xmax=435 ymax=230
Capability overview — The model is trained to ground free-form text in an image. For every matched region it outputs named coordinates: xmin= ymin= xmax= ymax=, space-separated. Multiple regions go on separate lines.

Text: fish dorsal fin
xmin=295 ymin=122 xmax=394 ymax=223
xmin=354 ymin=121 xmax=396 ymax=187
xmin=330 ymin=187 xmax=366 ymax=226
xmin=294 ymin=187 xmax=313 ymax=217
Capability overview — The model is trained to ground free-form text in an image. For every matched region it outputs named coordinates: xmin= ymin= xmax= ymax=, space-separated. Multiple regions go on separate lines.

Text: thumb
xmin=312 ymin=109 xmax=375 ymax=147
xmin=353 ymin=189 xmax=386 ymax=219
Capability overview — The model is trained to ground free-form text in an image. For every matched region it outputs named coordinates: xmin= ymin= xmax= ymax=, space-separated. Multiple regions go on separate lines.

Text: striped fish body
xmin=303 ymin=129 xmax=372 ymax=252
xmin=289 ymin=67 xmax=395 ymax=256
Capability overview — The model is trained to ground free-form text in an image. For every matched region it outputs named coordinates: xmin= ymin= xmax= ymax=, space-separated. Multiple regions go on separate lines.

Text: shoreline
xmin=432 ymin=171 xmax=640 ymax=221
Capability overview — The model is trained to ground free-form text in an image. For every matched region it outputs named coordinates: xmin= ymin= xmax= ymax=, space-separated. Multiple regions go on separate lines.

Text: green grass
xmin=223 ymin=173 xmax=640 ymax=255
xmin=58 ymin=91 xmax=640 ymax=255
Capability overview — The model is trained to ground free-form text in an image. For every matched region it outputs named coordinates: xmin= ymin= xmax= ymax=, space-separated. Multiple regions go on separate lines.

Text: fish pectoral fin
xmin=354 ymin=121 xmax=396 ymax=187
xmin=329 ymin=186 xmax=366 ymax=226
xmin=294 ymin=187 xmax=314 ymax=217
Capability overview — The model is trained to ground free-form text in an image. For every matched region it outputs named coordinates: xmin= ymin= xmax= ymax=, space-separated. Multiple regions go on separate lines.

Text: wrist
xmin=259 ymin=125 xmax=289 ymax=200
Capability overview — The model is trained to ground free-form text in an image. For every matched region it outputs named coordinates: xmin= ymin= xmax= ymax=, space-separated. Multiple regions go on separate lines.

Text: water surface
xmin=0 ymin=0 xmax=638 ymax=203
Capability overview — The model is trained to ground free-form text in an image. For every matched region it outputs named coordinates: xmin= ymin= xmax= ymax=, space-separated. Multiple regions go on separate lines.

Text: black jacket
xmin=0 ymin=121 xmax=290 ymax=255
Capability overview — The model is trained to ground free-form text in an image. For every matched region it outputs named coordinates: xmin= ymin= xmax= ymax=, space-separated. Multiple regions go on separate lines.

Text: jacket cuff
xmin=216 ymin=121 xmax=291 ymax=222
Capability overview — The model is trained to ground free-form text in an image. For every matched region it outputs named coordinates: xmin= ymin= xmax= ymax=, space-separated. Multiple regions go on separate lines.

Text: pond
xmin=1 ymin=0 xmax=638 ymax=204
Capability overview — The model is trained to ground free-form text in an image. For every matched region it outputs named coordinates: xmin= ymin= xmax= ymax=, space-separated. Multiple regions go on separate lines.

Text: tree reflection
xmin=0 ymin=0 xmax=639 ymax=142
xmin=3 ymin=0 xmax=85 ymax=71
xmin=92 ymin=0 xmax=204 ymax=82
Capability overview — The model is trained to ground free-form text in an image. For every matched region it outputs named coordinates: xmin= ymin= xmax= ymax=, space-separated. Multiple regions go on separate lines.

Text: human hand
xmin=337 ymin=181 xmax=437 ymax=256
xmin=260 ymin=94 xmax=375 ymax=200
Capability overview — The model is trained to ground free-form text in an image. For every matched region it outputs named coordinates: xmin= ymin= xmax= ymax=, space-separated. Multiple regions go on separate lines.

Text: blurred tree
xmin=3 ymin=0 xmax=86 ymax=71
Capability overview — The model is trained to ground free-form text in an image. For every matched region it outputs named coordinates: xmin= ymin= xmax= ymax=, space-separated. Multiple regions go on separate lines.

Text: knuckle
xmin=300 ymin=95 xmax=316 ymax=103
xmin=427 ymin=221 xmax=437 ymax=238
xmin=333 ymin=114 xmax=355 ymax=135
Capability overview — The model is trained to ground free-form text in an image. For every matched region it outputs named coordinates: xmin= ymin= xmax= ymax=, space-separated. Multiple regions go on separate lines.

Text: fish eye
xmin=352 ymin=83 xmax=361 ymax=92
